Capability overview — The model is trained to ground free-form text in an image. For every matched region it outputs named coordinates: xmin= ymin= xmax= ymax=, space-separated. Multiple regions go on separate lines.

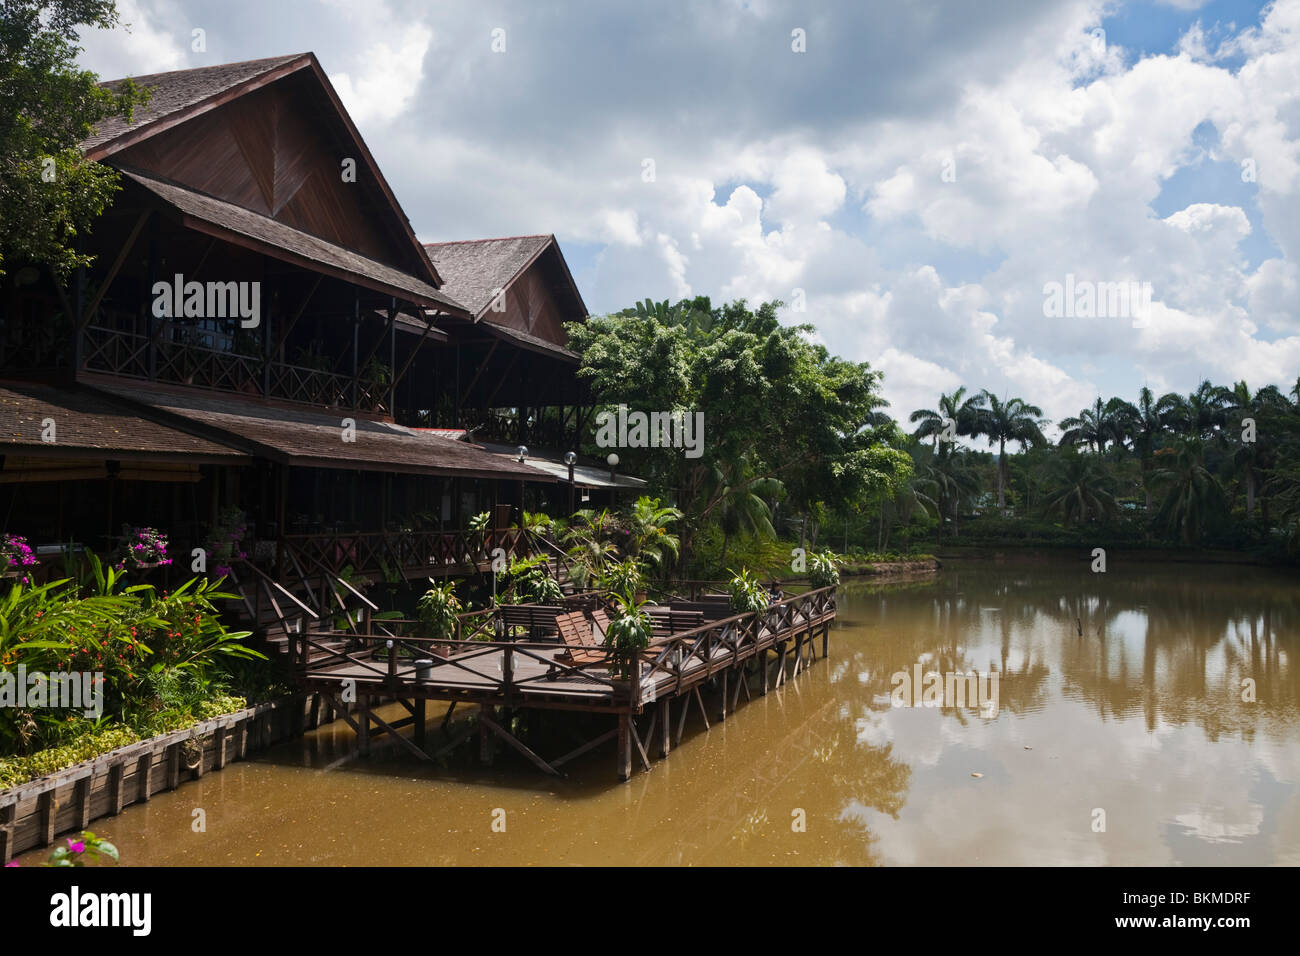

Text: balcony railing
xmin=80 ymin=325 xmax=390 ymax=413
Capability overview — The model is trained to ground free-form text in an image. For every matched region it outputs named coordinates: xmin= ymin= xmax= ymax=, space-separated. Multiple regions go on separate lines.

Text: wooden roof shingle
xmin=422 ymin=235 xmax=555 ymax=317
xmin=123 ymin=170 xmax=469 ymax=314
xmin=0 ymin=383 xmax=248 ymax=462
xmin=92 ymin=384 xmax=553 ymax=481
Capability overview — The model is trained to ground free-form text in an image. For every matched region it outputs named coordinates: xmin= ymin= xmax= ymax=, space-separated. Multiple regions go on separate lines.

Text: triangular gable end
xmin=85 ymin=53 xmax=442 ymax=288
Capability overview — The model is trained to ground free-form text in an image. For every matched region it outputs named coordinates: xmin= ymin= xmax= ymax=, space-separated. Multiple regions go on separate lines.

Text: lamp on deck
xmin=606 ymin=452 xmax=619 ymax=507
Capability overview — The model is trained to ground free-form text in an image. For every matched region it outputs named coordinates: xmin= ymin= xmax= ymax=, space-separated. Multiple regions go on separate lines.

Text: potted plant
xmin=602 ymin=590 xmax=652 ymax=686
xmin=417 ymin=579 xmax=462 ymax=658
xmin=203 ymin=506 xmax=249 ymax=578
xmin=1 ymin=533 xmax=37 ymax=584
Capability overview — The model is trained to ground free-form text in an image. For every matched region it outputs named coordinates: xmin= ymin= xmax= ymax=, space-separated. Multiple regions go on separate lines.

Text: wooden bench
xmin=645 ymin=607 xmax=706 ymax=636
xmin=497 ymin=604 xmax=561 ymax=640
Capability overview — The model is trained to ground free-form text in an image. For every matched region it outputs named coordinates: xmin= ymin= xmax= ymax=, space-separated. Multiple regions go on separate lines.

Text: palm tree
xmin=1129 ymin=386 xmax=1178 ymax=510
xmin=909 ymin=387 xmax=986 ymax=449
xmin=920 ymin=445 xmax=982 ymax=543
xmin=1059 ymin=397 xmax=1136 ymax=456
xmin=701 ymin=456 xmax=781 ymax=567
xmin=1166 ymin=379 xmax=1232 ymax=443
xmin=624 ymin=496 xmax=683 ymax=571
xmin=972 ymin=391 xmax=1048 ymax=513
xmin=1151 ymin=439 xmax=1229 ymax=545
xmin=1225 ymin=380 xmax=1288 ymax=519
xmin=1042 ymin=451 xmax=1119 ymax=526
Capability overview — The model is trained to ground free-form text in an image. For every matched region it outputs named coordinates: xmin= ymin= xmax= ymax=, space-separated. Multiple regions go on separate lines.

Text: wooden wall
xmin=112 ymin=77 xmax=413 ymax=273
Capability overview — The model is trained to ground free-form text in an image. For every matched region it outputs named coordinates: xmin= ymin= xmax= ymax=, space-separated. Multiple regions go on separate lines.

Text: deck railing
xmin=293 ymin=585 xmax=837 ymax=708
xmin=278 ymin=528 xmax=532 ymax=579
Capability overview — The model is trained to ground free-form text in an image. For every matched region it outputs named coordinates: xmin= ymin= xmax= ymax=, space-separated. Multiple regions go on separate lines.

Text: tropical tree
xmin=1225 ymin=380 xmax=1288 ymax=519
xmin=909 ymin=387 xmax=986 ymax=449
xmin=0 ymin=0 xmax=149 ymax=280
xmin=1042 ymin=451 xmax=1119 ymax=527
xmin=972 ymin=391 xmax=1048 ymax=513
xmin=1151 ymin=440 xmax=1229 ymax=545
xmin=1058 ymin=397 xmax=1134 ymax=456
xmin=918 ymin=445 xmax=982 ymax=543
xmin=623 ymin=496 xmax=683 ymax=571
xmin=1128 ymin=386 xmax=1179 ymax=510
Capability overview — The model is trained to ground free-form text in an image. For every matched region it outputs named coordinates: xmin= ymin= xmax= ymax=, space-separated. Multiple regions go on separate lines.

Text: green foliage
xmin=499 ymin=556 xmax=564 ymax=605
xmin=417 ymin=580 xmax=462 ymax=641
xmin=45 ymin=830 xmax=118 ymax=867
xmin=808 ymin=551 xmax=841 ymax=589
xmin=0 ymin=726 xmax=138 ymax=788
xmin=602 ymin=591 xmax=652 ymax=680
xmin=0 ymin=0 xmax=151 ymax=279
xmin=727 ymin=568 xmax=770 ymax=614
xmin=597 ymin=558 xmax=645 ymax=598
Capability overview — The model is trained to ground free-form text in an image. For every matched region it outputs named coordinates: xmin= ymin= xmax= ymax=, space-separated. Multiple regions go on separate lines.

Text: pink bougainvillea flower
xmin=66 ymin=838 xmax=85 ymax=853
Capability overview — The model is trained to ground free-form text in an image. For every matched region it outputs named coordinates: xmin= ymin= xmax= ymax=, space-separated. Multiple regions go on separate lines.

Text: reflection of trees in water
xmin=843 ymin=565 xmax=1300 ymax=738
xmin=842 ymin=570 xmax=1051 ymax=719
xmin=636 ymin=682 xmax=912 ymax=866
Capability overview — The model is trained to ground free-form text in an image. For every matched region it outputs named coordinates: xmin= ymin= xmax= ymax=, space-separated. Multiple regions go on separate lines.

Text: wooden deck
xmin=289 ymin=586 xmax=837 ymax=780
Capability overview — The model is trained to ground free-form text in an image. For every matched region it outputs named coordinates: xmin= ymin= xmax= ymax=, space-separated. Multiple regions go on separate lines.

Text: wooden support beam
xmin=392 ymin=309 xmax=437 ymax=388
xmin=414 ymin=698 xmax=427 ymax=748
xmin=81 ymin=209 xmax=150 ymax=328
xmin=551 ymin=728 xmax=617 ymax=769
xmin=38 ymin=791 xmax=55 ymax=845
xmin=107 ymin=763 xmax=125 ymax=816
xmin=165 ymin=742 xmax=180 ymax=791
xmin=272 ymin=274 xmax=323 ymax=358
xmin=479 ymin=710 xmax=561 ymax=776
xmin=617 ymin=714 xmax=632 ymax=782
xmin=0 ymin=803 xmax=13 ymax=863
xmin=658 ymin=699 xmax=671 ymax=758
xmin=719 ymin=670 xmax=728 ymax=721
xmin=137 ymin=753 xmax=153 ymax=802
xmin=366 ymin=706 xmax=432 ymax=763
xmin=74 ymin=777 xmax=92 ymax=829
xmin=358 ymin=698 xmax=371 ymax=756
xmin=627 ymin=717 xmax=651 ymax=773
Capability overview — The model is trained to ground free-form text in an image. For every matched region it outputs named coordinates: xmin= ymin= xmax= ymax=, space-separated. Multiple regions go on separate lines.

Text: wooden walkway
xmin=289 ymin=586 xmax=837 ymax=780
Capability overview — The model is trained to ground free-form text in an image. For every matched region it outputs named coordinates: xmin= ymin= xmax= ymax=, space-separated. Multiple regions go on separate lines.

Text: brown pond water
xmin=22 ymin=559 xmax=1300 ymax=866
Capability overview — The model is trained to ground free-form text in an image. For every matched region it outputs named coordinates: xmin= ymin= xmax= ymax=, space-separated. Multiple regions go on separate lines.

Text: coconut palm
xmin=972 ymin=391 xmax=1048 ymax=513
xmin=1128 ymin=386 xmax=1179 ymax=510
xmin=1225 ymin=380 xmax=1288 ymax=519
xmin=1166 ymin=379 xmax=1232 ymax=443
xmin=701 ymin=456 xmax=782 ymax=566
xmin=919 ymin=445 xmax=982 ymax=543
xmin=1151 ymin=440 xmax=1229 ymax=545
xmin=909 ymin=387 xmax=986 ymax=449
xmin=1042 ymin=451 xmax=1119 ymax=527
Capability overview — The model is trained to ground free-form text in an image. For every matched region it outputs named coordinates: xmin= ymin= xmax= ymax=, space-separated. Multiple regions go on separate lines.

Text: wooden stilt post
xmin=822 ymin=621 xmax=829 ymax=658
xmin=617 ymin=714 xmax=632 ymax=781
xmin=759 ymin=647 xmax=769 ymax=695
xmin=358 ymin=698 xmax=371 ymax=756
xmin=414 ymin=698 xmax=427 ymax=749
xmin=719 ymin=670 xmax=728 ymax=720
xmin=479 ymin=704 xmax=493 ymax=764
xmin=658 ymin=699 xmax=671 ymax=758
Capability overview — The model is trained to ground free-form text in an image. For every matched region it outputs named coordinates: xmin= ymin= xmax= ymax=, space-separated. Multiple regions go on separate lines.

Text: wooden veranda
xmin=287 ymin=586 xmax=837 ymax=780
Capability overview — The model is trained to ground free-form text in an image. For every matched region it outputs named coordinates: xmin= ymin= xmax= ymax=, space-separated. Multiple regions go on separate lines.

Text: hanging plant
xmin=112 ymin=526 xmax=172 ymax=571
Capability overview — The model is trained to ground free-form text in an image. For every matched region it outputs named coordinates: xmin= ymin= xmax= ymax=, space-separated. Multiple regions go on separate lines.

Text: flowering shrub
xmin=1 ymin=533 xmax=37 ymax=584
xmin=113 ymin=526 xmax=171 ymax=571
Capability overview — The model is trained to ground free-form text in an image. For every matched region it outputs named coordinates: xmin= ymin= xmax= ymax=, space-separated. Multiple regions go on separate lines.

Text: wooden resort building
xmin=0 ymin=54 xmax=610 ymax=607
xmin=0 ymin=53 xmax=837 ymax=782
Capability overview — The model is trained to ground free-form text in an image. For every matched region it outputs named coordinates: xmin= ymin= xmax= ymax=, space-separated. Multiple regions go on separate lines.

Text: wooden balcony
xmin=80 ymin=324 xmax=392 ymax=413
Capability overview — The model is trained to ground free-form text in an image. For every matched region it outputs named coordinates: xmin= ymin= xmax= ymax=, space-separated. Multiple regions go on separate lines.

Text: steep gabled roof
xmin=83 ymin=54 xmax=309 ymax=155
xmin=423 ymin=234 xmax=587 ymax=320
xmin=84 ymin=53 xmax=445 ymax=290
xmin=122 ymin=170 xmax=468 ymax=314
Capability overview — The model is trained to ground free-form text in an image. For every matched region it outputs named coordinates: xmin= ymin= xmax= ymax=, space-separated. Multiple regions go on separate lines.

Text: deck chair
xmin=548 ymin=610 xmax=609 ymax=677
xmin=590 ymin=609 xmax=612 ymax=642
